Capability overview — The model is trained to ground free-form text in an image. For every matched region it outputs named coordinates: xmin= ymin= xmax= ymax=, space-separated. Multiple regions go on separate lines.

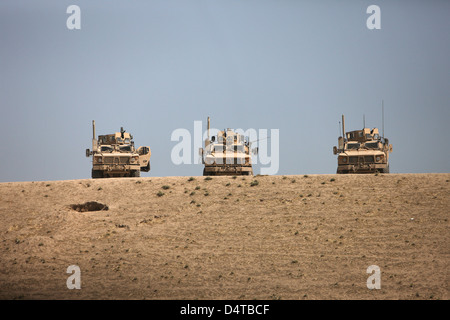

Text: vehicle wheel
xmin=92 ymin=170 xmax=103 ymax=179
xmin=131 ymin=170 xmax=140 ymax=178
xmin=383 ymin=165 xmax=390 ymax=174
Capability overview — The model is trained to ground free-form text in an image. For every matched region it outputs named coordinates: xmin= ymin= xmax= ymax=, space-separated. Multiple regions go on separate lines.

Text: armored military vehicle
xmin=333 ymin=115 xmax=392 ymax=174
xmin=85 ymin=120 xmax=151 ymax=178
xmin=199 ymin=117 xmax=257 ymax=176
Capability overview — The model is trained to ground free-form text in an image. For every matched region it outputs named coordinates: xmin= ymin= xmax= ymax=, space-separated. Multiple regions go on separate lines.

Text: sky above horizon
xmin=1 ymin=0 xmax=449 ymax=182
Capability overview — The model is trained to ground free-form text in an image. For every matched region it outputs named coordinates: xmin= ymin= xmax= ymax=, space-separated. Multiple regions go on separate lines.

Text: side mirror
xmin=199 ymin=148 xmax=205 ymax=164
xmin=86 ymin=149 xmax=91 ymax=157
xmin=389 ymin=144 xmax=393 ymax=153
xmin=252 ymin=147 xmax=259 ymax=155
xmin=333 ymin=146 xmax=338 ymax=155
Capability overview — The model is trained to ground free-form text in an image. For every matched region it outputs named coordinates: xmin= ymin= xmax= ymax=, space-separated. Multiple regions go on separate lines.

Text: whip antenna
xmin=382 ymin=100 xmax=385 ymax=139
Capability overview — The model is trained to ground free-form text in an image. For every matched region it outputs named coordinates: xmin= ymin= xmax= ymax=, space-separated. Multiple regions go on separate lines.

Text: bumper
xmin=203 ymin=165 xmax=253 ymax=176
xmin=93 ymin=164 xmax=140 ymax=173
xmin=337 ymin=163 xmax=388 ymax=174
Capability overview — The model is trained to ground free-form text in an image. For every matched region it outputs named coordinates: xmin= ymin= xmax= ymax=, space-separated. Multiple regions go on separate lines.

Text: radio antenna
xmin=250 ymin=136 xmax=271 ymax=144
xmin=382 ymin=100 xmax=385 ymax=139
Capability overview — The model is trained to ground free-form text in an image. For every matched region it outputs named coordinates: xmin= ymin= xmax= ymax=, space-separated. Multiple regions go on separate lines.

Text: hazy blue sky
xmin=1 ymin=0 xmax=449 ymax=182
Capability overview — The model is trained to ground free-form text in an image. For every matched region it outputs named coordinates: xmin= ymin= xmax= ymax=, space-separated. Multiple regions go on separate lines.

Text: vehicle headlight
xmin=130 ymin=156 xmax=139 ymax=163
xmin=95 ymin=157 xmax=102 ymax=163
xmin=339 ymin=156 xmax=347 ymax=163
xmin=376 ymin=155 xmax=383 ymax=162
xmin=205 ymin=156 xmax=215 ymax=165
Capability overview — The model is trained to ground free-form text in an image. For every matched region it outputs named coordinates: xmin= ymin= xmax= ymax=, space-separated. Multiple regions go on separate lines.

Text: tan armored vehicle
xmin=333 ymin=115 xmax=392 ymax=174
xmin=199 ymin=117 xmax=257 ymax=176
xmin=85 ymin=120 xmax=151 ymax=178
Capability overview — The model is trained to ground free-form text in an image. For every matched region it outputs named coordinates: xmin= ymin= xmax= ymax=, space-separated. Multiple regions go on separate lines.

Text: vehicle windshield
xmin=365 ymin=142 xmax=380 ymax=149
xmin=119 ymin=145 xmax=132 ymax=152
xmin=213 ymin=145 xmax=224 ymax=153
xmin=101 ymin=146 xmax=113 ymax=153
xmin=228 ymin=145 xmax=244 ymax=152
xmin=346 ymin=143 xmax=360 ymax=150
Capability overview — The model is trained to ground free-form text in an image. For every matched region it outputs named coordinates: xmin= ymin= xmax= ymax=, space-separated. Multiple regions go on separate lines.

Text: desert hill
xmin=0 ymin=173 xmax=448 ymax=300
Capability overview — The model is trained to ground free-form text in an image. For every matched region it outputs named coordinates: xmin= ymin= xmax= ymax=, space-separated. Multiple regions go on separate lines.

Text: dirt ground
xmin=0 ymin=173 xmax=448 ymax=300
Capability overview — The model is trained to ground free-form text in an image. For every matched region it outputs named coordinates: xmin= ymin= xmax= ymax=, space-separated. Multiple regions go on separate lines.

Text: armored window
xmin=101 ymin=146 xmax=113 ymax=153
xmin=365 ymin=142 xmax=379 ymax=149
xmin=346 ymin=143 xmax=360 ymax=150
xmin=139 ymin=147 xmax=149 ymax=155
xmin=119 ymin=145 xmax=132 ymax=152
xmin=214 ymin=145 xmax=224 ymax=153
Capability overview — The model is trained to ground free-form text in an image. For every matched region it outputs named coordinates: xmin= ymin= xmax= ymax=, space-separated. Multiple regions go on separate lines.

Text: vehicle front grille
xmin=217 ymin=157 xmax=245 ymax=165
xmin=103 ymin=156 xmax=130 ymax=164
xmin=349 ymin=156 xmax=375 ymax=164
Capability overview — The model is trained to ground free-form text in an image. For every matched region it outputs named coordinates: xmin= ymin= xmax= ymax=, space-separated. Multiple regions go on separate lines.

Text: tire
xmin=131 ymin=170 xmax=140 ymax=178
xmin=382 ymin=165 xmax=390 ymax=174
xmin=141 ymin=162 xmax=150 ymax=172
xmin=92 ymin=170 xmax=103 ymax=179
